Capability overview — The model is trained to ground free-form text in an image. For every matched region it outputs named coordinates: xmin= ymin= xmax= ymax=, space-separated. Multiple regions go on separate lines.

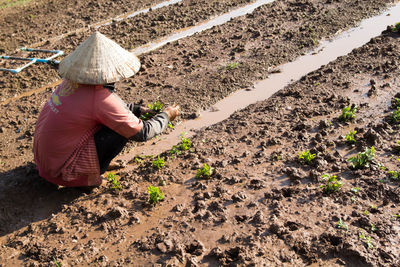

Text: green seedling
xmin=345 ymin=130 xmax=357 ymax=144
xmin=148 ymin=186 xmax=164 ymax=205
xmin=394 ymin=140 xmax=400 ymax=153
xmin=134 ymin=157 xmax=143 ymax=164
xmin=336 ymin=218 xmax=348 ymax=231
xmin=392 ymin=97 xmax=400 ymax=108
xmin=347 ymin=146 xmax=375 ymax=169
xmin=391 ymin=107 xmax=400 ymax=123
xmin=169 ymin=134 xmax=192 ymax=158
xmin=226 ymin=62 xmax=239 ymax=70
xmin=392 ymin=22 xmax=400 ymax=33
xmin=0 ymin=0 xmax=32 ymax=9
xmin=370 ymin=223 xmax=377 ymax=232
xmin=351 ymin=187 xmax=361 ymax=194
xmin=53 ymin=257 xmax=61 ymax=267
xmin=168 ymin=122 xmax=174 ymax=129
xmin=271 ymin=152 xmax=282 ymax=161
xmin=133 ymin=154 xmax=153 ymax=164
xmin=388 ymin=170 xmax=400 ymax=180
xmin=196 ymin=163 xmax=215 ymax=179
xmin=140 ymin=100 xmax=164 ymax=120
xmin=359 ymin=230 xmax=374 ymax=249
xmin=393 ymin=214 xmax=400 ymax=219
xmin=320 ymin=174 xmax=343 ymax=194
xmin=378 ymin=163 xmax=386 ymax=171
xmin=364 ymin=210 xmax=369 ymax=216
xmin=298 ymin=150 xmax=316 ymax=164
xmin=339 ymin=105 xmax=357 ymax=122
xmin=152 ymin=156 xmax=165 ymax=170
xmin=107 ymin=172 xmax=122 ymax=190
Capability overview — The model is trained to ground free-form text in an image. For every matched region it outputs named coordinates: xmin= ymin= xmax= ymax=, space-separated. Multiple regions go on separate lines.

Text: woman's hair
xmin=103 ymin=83 xmax=116 ymax=91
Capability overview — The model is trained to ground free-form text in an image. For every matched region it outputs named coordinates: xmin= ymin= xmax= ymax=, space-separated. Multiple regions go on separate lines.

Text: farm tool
xmin=0 ymin=47 xmax=63 ymax=74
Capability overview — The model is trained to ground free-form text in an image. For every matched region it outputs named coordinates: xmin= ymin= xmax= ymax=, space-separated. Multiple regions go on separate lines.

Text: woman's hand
xmin=139 ymin=106 xmax=154 ymax=115
xmin=164 ymin=104 xmax=180 ymax=121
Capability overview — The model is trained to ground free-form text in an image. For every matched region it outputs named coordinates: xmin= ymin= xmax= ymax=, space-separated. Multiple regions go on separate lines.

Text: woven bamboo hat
xmin=58 ymin=31 xmax=140 ymax=84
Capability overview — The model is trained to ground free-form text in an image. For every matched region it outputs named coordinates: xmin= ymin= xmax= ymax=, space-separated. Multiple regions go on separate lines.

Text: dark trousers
xmin=94 ymin=126 xmax=128 ymax=174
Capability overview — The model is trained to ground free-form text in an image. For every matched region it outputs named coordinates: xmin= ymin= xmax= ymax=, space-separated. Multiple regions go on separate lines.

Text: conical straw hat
xmin=58 ymin=31 xmax=141 ymax=84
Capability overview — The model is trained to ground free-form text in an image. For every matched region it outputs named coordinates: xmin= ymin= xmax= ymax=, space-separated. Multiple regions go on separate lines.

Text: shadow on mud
xmin=0 ymin=163 xmax=85 ymax=237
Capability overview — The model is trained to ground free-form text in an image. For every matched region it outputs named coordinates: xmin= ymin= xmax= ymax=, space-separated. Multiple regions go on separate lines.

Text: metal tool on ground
xmin=0 ymin=47 xmax=64 ymax=74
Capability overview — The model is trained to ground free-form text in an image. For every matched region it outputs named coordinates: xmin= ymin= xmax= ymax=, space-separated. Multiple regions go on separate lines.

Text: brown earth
xmin=1 ymin=0 xmax=400 ymax=266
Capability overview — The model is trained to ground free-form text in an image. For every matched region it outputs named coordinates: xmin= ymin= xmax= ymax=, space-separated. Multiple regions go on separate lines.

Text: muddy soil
xmin=0 ymin=0 xmax=164 ymax=53
xmin=0 ymin=0 xmax=395 ymax=170
xmin=0 ymin=0 xmax=256 ymax=100
xmin=0 ymin=0 xmax=400 ymax=266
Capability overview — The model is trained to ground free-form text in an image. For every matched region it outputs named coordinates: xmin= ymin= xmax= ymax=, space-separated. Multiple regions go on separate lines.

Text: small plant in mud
xmin=339 ymin=105 xmax=357 ymax=122
xmin=134 ymin=155 xmax=144 ymax=164
xmin=298 ymin=150 xmax=316 ymax=164
xmin=351 ymin=187 xmax=361 ymax=194
xmin=140 ymin=100 xmax=164 ymax=120
xmin=391 ymin=22 xmax=400 ymax=33
xmin=393 ymin=140 xmax=400 ymax=154
xmin=53 ymin=257 xmax=62 ymax=267
xmin=320 ymin=174 xmax=342 ymax=194
xmin=393 ymin=214 xmax=400 ymax=219
xmin=392 ymin=97 xmax=400 ymax=109
xmin=345 ymin=130 xmax=357 ymax=144
xmin=271 ymin=151 xmax=282 ymax=162
xmin=359 ymin=230 xmax=374 ymax=249
xmin=196 ymin=163 xmax=215 ymax=179
xmin=336 ymin=218 xmax=348 ymax=231
xmin=226 ymin=62 xmax=239 ymax=70
xmin=133 ymin=154 xmax=154 ymax=164
xmin=107 ymin=172 xmax=122 ymax=190
xmin=390 ymin=107 xmax=400 ymax=123
xmin=169 ymin=133 xmax=192 ymax=158
xmin=152 ymin=156 xmax=165 ymax=170
xmin=148 ymin=186 xmax=164 ymax=205
xmin=347 ymin=146 xmax=375 ymax=169
xmin=387 ymin=170 xmax=400 ymax=181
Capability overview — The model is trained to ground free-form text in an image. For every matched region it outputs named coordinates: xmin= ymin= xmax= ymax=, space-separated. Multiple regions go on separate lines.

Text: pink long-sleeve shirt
xmin=34 ymin=80 xmax=143 ymax=187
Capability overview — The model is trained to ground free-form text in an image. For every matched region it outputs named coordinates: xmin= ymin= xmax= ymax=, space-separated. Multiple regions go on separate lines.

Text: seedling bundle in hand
xmin=347 ymin=146 xmax=375 ymax=169
xmin=140 ymin=100 xmax=164 ymax=121
xmin=140 ymin=100 xmax=174 ymax=129
xmin=148 ymin=186 xmax=164 ymax=205
xmin=195 ymin=163 xmax=215 ymax=179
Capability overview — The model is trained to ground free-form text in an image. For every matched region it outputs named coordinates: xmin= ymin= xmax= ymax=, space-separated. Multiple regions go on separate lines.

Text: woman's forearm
xmin=131 ymin=112 xmax=169 ymax=142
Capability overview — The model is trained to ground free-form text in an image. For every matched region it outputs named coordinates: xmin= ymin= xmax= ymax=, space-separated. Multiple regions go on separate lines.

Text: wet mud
xmin=0 ymin=0 xmax=400 ymax=266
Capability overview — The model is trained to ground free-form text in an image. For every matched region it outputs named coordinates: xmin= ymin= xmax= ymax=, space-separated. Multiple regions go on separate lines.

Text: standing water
xmin=132 ymin=0 xmax=276 ymax=55
xmin=120 ymin=3 xmax=400 ymax=160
